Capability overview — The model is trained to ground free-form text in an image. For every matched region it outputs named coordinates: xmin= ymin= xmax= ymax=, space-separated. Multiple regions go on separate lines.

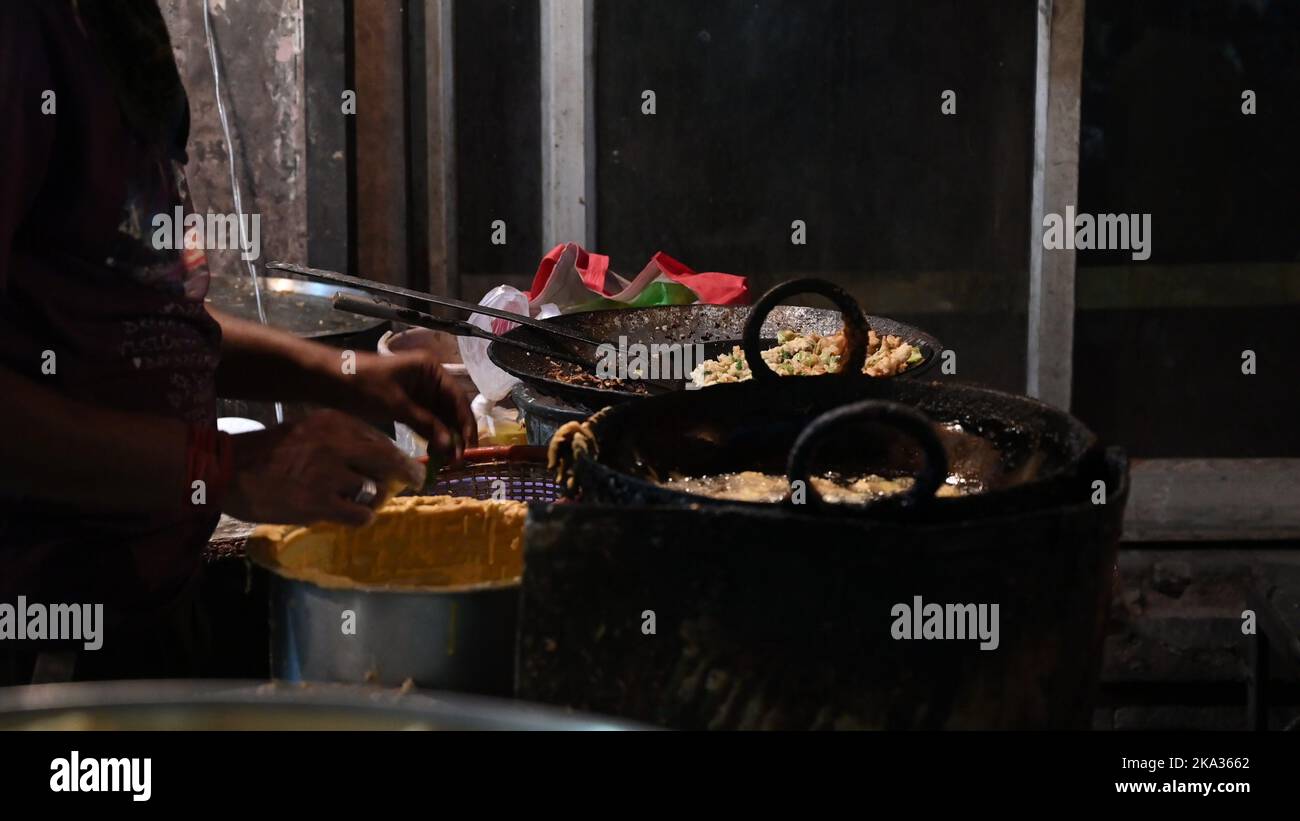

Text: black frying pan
xmin=487 ymin=278 xmax=944 ymax=408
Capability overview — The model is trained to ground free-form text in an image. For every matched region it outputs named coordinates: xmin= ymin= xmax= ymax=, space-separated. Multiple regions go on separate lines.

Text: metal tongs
xmin=266 ymin=262 xmax=601 ymax=347
xmin=268 ymin=261 xmax=676 ymax=395
xmin=330 ymin=293 xmax=597 ymax=368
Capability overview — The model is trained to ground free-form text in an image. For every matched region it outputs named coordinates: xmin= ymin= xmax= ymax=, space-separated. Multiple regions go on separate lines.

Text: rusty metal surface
xmin=160 ymin=0 xmax=307 ymax=281
xmin=304 ymin=1 xmax=351 ymax=274
xmin=353 ymin=0 xmax=409 ymax=286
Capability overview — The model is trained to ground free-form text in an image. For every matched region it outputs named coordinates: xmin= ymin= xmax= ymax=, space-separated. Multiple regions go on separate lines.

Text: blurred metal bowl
xmin=205 ymin=275 xmax=387 ymax=339
xmin=0 ymin=680 xmax=643 ymax=730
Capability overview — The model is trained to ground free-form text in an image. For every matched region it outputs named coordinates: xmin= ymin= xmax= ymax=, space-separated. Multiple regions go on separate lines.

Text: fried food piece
xmin=690 ymin=328 xmax=923 ymax=387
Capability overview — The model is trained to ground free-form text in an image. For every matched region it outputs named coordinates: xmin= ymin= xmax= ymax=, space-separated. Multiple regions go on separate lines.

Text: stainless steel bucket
xmin=254 ymin=447 xmax=560 ymax=698
xmin=265 ymin=575 xmax=518 ymax=696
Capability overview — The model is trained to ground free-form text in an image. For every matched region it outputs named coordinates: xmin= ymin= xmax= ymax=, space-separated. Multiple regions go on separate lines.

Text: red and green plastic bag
xmin=527 ymin=243 xmax=749 ymax=313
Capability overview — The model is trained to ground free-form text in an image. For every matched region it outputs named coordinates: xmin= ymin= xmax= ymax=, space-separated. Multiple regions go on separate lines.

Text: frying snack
xmin=691 ymin=328 xmax=923 ymax=387
xmin=543 ymin=360 xmax=651 ymax=394
xmin=661 ymin=470 xmax=973 ymax=504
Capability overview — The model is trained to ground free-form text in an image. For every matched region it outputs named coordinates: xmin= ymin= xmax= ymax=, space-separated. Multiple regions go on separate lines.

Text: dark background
xmin=196 ymin=0 xmax=1298 ymax=456
xmin=1074 ymin=0 xmax=1300 ymax=455
xmin=457 ymin=0 xmax=1037 ymax=393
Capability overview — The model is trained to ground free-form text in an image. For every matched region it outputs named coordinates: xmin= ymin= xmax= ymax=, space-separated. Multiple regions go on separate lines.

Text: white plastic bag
xmin=458 ymin=285 xmax=530 ymax=403
xmin=458 ymin=287 xmax=561 ymax=438
xmin=470 ymin=393 xmax=525 ymax=440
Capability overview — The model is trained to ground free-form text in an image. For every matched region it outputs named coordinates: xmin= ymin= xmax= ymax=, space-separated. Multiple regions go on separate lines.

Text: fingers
xmin=332 ymin=468 xmax=374 ymax=504
xmin=343 ymin=435 xmax=424 ymax=489
xmin=428 ymin=361 xmax=476 ymax=447
xmin=413 ymin=405 xmax=465 ymax=462
xmin=451 ymin=388 xmax=477 ymax=447
xmin=402 ymin=403 xmax=458 ymax=461
xmin=319 ymin=496 xmax=376 ymax=528
xmin=228 ymin=409 xmax=428 ymax=528
xmin=274 ymin=467 xmax=376 ymax=528
xmin=310 ymin=409 xmax=422 ymax=489
xmin=315 ymin=466 xmax=379 ymax=526
xmin=315 ymin=459 xmax=404 ymax=526
xmin=399 ymin=354 xmax=476 ymax=452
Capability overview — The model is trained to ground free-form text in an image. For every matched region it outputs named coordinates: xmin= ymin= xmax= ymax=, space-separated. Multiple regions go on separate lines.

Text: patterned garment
xmin=0 ymin=0 xmax=223 ymax=613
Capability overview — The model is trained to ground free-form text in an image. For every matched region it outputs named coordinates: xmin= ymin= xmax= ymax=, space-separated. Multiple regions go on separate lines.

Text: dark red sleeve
xmin=0 ymin=2 xmax=55 ymax=294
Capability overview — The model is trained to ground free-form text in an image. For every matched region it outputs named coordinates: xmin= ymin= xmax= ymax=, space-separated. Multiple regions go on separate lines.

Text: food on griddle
xmin=544 ymin=360 xmax=651 ymax=394
xmin=248 ymin=496 xmax=526 ymax=590
xmin=661 ymin=470 xmax=975 ymax=504
xmin=690 ymin=328 xmax=923 ymax=387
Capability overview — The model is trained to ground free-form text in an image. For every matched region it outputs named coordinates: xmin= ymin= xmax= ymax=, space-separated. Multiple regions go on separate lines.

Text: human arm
xmin=211 ymin=307 xmax=476 ymax=456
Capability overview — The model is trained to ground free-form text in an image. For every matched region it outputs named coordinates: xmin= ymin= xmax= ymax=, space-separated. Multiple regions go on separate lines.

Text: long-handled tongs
xmin=266 ymin=261 xmax=601 ymax=347
xmin=331 ymin=294 xmax=598 ymax=368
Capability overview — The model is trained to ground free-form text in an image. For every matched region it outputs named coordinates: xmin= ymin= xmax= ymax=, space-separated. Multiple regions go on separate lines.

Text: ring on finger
xmin=353 ymin=477 xmax=379 ymax=506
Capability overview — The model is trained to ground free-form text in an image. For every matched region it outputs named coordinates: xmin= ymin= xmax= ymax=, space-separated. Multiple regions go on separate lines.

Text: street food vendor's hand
xmin=224 ymin=410 xmax=424 ymax=527
xmin=344 ymin=351 xmax=477 ymax=460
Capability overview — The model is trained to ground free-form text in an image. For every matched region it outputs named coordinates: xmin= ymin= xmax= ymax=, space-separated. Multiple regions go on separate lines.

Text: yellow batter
xmin=247 ymin=496 xmax=527 ymax=591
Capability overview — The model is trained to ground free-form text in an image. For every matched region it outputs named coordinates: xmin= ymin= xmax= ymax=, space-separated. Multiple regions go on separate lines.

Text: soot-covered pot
xmin=523 ymin=282 xmax=1128 ymax=729
xmin=520 ymin=447 xmax=1127 ymax=729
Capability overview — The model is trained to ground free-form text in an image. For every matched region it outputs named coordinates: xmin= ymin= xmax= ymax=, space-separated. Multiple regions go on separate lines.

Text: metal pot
xmin=249 ymin=449 xmax=560 ymax=698
xmin=520 ymin=447 xmax=1128 ymax=729
xmin=260 ymin=572 xmax=519 ymax=697
xmin=557 ymin=379 xmax=1102 ymax=521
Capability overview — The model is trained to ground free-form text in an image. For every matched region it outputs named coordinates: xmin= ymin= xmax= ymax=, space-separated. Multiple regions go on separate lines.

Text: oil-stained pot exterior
xmin=518 ymin=448 xmax=1126 ymax=729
